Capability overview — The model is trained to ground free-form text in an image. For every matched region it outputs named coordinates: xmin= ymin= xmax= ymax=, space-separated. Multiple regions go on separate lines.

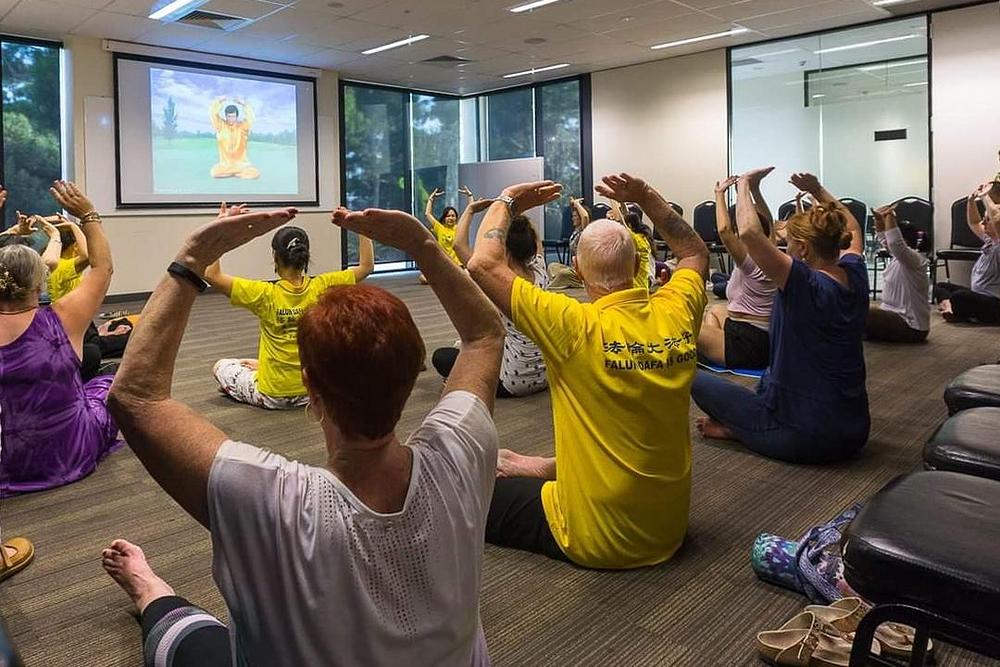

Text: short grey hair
xmin=0 ymin=244 xmax=47 ymax=302
xmin=576 ymin=219 xmax=636 ymax=293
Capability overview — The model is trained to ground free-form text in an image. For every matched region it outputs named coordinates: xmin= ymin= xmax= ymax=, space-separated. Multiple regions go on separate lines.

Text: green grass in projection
xmin=152 ymin=136 xmax=298 ymax=195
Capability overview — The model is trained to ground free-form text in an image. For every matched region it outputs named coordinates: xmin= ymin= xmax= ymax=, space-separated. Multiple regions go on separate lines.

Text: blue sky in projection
xmin=150 ymin=67 xmax=298 ymax=136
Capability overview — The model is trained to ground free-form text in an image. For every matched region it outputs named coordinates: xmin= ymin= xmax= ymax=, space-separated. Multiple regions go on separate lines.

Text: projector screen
xmin=115 ymin=54 xmax=318 ymax=207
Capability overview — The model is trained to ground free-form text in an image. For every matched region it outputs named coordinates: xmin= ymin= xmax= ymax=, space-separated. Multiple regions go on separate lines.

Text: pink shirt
xmin=726 ymin=254 xmax=776 ymax=320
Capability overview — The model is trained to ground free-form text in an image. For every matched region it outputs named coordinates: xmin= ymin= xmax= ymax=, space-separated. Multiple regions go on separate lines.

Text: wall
xmin=64 ymin=36 xmax=342 ymax=297
xmin=931 ymin=3 xmax=1000 ymax=257
xmin=590 ymin=50 xmax=728 ymax=218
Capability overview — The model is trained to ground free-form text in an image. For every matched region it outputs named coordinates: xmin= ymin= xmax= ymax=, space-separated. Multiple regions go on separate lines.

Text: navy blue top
xmin=758 ymin=253 xmax=871 ymax=446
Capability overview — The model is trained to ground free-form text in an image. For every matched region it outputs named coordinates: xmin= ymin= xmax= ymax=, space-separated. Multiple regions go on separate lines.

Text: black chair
xmin=692 ymin=200 xmax=729 ymax=273
xmin=542 ymin=205 xmax=576 ymax=265
xmin=591 ymin=202 xmax=611 ymax=221
xmin=872 ymin=197 xmax=932 ymax=296
xmin=843 ymin=471 xmax=1000 ymax=666
xmin=924 ymin=407 xmax=1000 ymax=482
xmin=936 ymin=197 xmax=984 ymax=280
xmin=777 ymin=198 xmax=812 ymax=221
xmin=944 ymin=364 xmax=1000 ymax=414
xmin=652 ymin=202 xmax=683 ymax=259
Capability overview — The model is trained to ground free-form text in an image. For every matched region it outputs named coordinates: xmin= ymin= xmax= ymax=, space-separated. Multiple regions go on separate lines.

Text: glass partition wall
xmin=729 ymin=17 xmax=929 ymax=221
xmin=342 ymin=76 xmax=588 ymax=270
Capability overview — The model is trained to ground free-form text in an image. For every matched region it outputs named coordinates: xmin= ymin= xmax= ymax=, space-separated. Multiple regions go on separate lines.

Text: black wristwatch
xmin=167 ymin=261 xmax=209 ymax=292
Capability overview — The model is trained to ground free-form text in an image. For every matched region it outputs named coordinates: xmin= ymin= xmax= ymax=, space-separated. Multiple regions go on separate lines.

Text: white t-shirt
xmin=878 ymin=226 xmax=930 ymax=331
xmin=499 ymin=255 xmax=549 ymax=396
xmin=207 ymin=391 xmax=498 ymax=667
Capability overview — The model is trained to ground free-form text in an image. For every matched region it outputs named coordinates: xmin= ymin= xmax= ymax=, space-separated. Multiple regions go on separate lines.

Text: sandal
xmin=0 ymin=537 xmax=35 ymax=583
xmin=756 ymin=611 xmax=882 ymax=667
xmin=806 ymin=598 xmax=933 ymax=659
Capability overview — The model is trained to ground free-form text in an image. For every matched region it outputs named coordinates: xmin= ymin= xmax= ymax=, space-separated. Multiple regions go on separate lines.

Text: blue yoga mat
xmin=698 ymin=361 xmax=765 ymax=379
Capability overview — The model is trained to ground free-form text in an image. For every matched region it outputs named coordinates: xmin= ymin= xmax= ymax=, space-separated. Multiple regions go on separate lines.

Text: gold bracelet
xmin=79 ymin=211 xmax=102 ymax=225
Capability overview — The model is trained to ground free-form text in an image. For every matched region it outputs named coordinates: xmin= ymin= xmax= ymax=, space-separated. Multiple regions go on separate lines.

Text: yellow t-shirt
xmin=511 ymin=269 xmax=707 ymax=569
xmin=231 ymin=270 xmax=356 ymax=397
xmin=48 ymin=257 xmax=82 ymax=302
xmin=632 ymin=231 xmax=652 ymax=290
xmin=432 ymin=220 xmax=461 ymax=265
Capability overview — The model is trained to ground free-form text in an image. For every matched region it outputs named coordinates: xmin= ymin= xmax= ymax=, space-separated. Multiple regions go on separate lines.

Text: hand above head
xmin=177 ymin=207 xmax=298 ymax=273
xmin=332 ymin=207 xmax=434 ymax=256
xmin=789 ymin=172 xmax=821 ymax=195
xmin=459 ymin=185 xmax=474 ymax=199
xmin=217 ymin=201 xmax=250 ymax=218
xmin=13 ymin=211 xmax=33 ymax=235
xmin=742 ymin=166 xmax=775 ymax=186
xmin=469 ymin=198 xmax=495 ymax=214
xmin=714 ymin=176 xmax=737 ymax=196
xmin=595 ymin=173 xmax=651 ymax=205
xmin=429 ymin=188 xmax=444 ymax=200
xmin=39 ymin=217 xmax=60 ymax=239
xmin=500 ymin=180 xmax=563 ymax=215
xmin=49 ymin=180 xmax=95 ymax=218
xmin=872 ymin=204 xmax=896 ymax=232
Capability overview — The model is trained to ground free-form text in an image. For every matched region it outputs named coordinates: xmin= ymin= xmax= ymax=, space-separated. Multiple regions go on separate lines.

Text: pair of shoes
xmin=0 ymin=537 xmax=35 ymax=583
xmin=805 ymin=597 xmax=932 ymax=660
xmin=756 ymin=610 xmax=880 ymax=666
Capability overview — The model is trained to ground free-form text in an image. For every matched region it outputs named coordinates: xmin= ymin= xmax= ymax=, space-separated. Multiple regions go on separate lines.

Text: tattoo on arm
xmin=484 ymin=229 xmax=506 ymax=242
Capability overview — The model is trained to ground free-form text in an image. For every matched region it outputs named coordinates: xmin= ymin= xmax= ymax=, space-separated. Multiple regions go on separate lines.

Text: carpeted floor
xmin=1 ymin=274 xmax=996 ymax=666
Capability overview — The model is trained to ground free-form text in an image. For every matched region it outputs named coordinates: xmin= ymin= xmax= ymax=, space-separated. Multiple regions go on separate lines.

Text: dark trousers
xmin=141 ymin=596 xmax=230 ymax=666
xmin=431 ymin=347 xmax=513 ymax=398
xmin=864 ymin=307 xmax=929 ymax=343
xmin=934 ymin=282 xmax=1000 ymax=324
xmin=81 ymin=322 xmax=102 ymax=382
xmin=486 ymin=477 xmax=571 ymax=563
xmin=710 ymin=272 xmax=729 ymax=299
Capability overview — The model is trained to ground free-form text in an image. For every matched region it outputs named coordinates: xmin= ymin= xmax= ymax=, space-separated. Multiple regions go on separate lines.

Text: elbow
xmin=107 ymin=381 xmax=144 ymax=430
xmin=466 ymin=254 xmax=498 ymax=281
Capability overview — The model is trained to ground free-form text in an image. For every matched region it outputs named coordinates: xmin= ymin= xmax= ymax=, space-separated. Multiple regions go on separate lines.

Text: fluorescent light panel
xmin=814 ymin=34 xmax=919 ymax=54
xmin=872 ymin=0 xmax=913 ymax=6
xmin=362 ymin=34 xmax=429 ymax=55
xmin=148 ymin=0 xmax=201 ymax=20
xmin=651 ymin=27 xmax=749 ymax=50
xmin=509 ymin=0 xmax=561 ymax=13
xmin=904 ymin=81 xmax=928 ymax=86
xmin=856 ymin=57 xmax=926 ymax=71
xmin=503 ymin=63 xmax=570 ymax=78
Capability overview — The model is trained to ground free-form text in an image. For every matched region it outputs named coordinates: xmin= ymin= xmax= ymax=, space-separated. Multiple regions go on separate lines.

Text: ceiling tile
xmin=740 ymin=0 xmax=882 ymax=31
xmin=603 ymin=11 xmax=732 ymax=46
xmin=71 ymin=10 xmax=162 ymax=39
xmin=291 ymin=0 xmax=390 ymax=17
xmin=1 ymin=0 xmax=96 ymax=34
xmin=50 ymin=0 xmax=115 ymax=8
xmin=563 ymin=3 xmax=694 ymax=34
xmin=135 ymin=20 xmax=219 ymax=49
xmin=295 ymin=46 xmax=362 ymax=68
xmin=201 ymin=0 xmax=292 ymax=20
xmin=298 ymin=17 xmax=402 ymax=50
xmin=703 ymin=0 xmax=830 ymax=22
xmin=104 ymin=0 xmax=163 ymax=17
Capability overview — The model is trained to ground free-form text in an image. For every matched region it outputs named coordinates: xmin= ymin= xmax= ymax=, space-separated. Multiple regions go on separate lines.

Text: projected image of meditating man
xmin=210 ymin=98 xmax=259 ymax=179
xmin=150 ymin=67 xmax=298 ymax=196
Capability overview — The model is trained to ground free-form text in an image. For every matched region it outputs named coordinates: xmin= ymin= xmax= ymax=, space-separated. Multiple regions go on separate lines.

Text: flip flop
xmin=0 ymin=538 xmax=35 ymax=583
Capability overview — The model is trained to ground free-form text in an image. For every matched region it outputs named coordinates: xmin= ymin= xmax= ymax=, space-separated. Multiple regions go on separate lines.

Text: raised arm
xmin=209 ymin=97 xmax=224 ymax=132
xmin=453 ymin=192 xmax=494 ymax=266
xmin=874 ymin=204 xmax=924 ymax=271
xmin=37 ymin=217 xmax=62 ymax=271
xmin=333 ymin=207 xmax=505 ymax=411
xmin=466 ymin=181 xmax=563 ymax=319
xmin=596 ymin=172 xmax=709 ymax=279
xmin=424 ymin=188 xmax=443 ymax=228
xmin=979 ymin=183 xmax=1000 ymax=239
xmin=967 ymin=187 xmax=988 ymax=242
xmin=204 ymin=259 xmax=235 ymax=298
xmin=50 ymin=182 xmax=113 ymax=346
xmin=352 ymin=234 xmax=374 ymax=282
xmin=745 ymin=166 xmax=776 ymax=239
xmin=109 ymin=208 xmax=298 ymax=528
xmin=54 ymin=218 xmax=90 ymax=272
xmin=570 ymin=197 xmax=590 ymax=228
xmin=713 ymin=177 xmax=745 ymax=264
xmin=737 ymin=175 xmax=792 ymax=289
xmin=790 ymin=172 xmax=863 ymax=256
xmin=241 ymin=100 xmax=255 ymax=128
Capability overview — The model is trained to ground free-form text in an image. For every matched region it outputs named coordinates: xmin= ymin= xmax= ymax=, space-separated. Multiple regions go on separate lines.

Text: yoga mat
xmin=698 ymin=361 xmax=765 ymax=379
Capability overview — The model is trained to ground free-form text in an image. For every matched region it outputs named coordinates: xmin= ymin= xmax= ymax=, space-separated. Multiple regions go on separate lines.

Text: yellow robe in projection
xmin=210 ymin=99 xmax=260 ymax=179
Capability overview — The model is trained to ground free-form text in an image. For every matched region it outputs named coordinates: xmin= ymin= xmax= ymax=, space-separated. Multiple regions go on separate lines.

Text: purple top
xmin=971 ymin=238 xmax=1000 ymax=298
xmin=0 ymin=307 xmax=121 ymax=497
xmin=726 ymin=254 xmax=776 ymax=319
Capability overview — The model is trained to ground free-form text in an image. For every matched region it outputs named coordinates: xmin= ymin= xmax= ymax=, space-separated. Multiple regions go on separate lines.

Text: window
xmin=486 ymin=88 xmax=534 ymax=160
xmin=729 ymin=17 xmax=929 ymax=216
xmin=2 ymin=39 xmax=62 ymax=228
xmin=342 ymin=84 xmax=409 ymax=266
xmin=411 ymin=94 xmax=460 ymax=226
xmin=539 ymin=80 xmax=583 ymax=239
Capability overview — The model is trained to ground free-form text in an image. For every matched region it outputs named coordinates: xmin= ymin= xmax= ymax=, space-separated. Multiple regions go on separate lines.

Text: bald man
xmin=467 ymin=174 xmax=709 ymax=570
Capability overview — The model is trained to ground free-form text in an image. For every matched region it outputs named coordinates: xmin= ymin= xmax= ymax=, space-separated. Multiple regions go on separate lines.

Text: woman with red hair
xmin=98 ymin=185 xmax=558 ymax=665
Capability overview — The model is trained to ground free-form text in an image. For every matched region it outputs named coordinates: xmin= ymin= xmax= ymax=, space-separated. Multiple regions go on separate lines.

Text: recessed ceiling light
xmin=651 ymin=27 xmax=749 ymax=50
xmin=509 ymin=0 xmax=561 ymax=13
xmin=502 ymin=63 xmax=570 ymax=78
xmin=362 ymin=34 xmax=430 ymax=55
xmin=813 ymin=34 xmax=919 ymax=55
xmin=904 ymin=81 xmax=928 ymax=87
xmin=148 ymin=0 xmax=203 ymax=20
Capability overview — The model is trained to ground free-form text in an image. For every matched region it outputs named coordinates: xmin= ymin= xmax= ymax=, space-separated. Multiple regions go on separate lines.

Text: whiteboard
xmin=458 ymin=157 xmax=544 ymax=244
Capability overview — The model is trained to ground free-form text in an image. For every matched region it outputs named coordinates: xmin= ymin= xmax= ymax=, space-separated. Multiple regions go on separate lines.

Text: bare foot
xmin=496 ymin=449 xmax=555 ymax=479
xmin=696 ymin=417 xmax=736 ymax=441
xmin=101 ymin=539 xmax=174 ymax=614
xmin=938 ymin=299 xmax=960 ymax=322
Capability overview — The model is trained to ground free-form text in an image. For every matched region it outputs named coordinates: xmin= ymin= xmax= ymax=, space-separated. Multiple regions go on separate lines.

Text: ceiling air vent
xmin=422 ymin=55 xmax=472 ymax=68
xmin=176 ymin=9 xmax=251 ymax=31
